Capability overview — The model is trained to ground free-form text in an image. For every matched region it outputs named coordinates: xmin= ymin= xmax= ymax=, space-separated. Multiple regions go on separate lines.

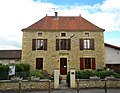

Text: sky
xmin=0 ymin=0 xmax=120 ymax=50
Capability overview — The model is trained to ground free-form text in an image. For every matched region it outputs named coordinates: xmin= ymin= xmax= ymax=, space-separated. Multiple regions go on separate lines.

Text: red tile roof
xmin=105 ymin=43 xmax=120 ymax=50
xmin=22 ymin=15 xmax=105 ymax=31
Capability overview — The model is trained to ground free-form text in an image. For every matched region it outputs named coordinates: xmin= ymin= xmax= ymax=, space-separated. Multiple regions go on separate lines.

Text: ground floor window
xmin=36 ymin=58 xmax=43 ymax=70
xmin=80 ymin=58 xmax=96 ymax=70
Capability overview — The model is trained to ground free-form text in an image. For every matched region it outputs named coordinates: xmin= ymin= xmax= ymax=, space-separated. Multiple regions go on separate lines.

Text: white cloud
xmin=0 ymin=0 xmax=120 ymax=49
xmin=105 ymin=38 xmax=120 ymax=47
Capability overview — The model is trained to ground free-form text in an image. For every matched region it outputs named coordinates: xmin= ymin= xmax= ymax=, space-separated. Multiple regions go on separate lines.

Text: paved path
xmin=1 ymin=89 xmax=120 ymax=93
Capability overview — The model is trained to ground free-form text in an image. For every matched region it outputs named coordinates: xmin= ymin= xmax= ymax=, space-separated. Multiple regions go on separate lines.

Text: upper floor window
xmin=79 ymin=39 xmax=94 ymax=50
xmin=56 ymin=39 xmax=71 ymax=50
xmin=38 ymin=33 xmax=42 ymax=37
xmin=32 ymin=39 xmax=47 ymax=51
xmin=61 ymin=33 xmax=66 ymax=37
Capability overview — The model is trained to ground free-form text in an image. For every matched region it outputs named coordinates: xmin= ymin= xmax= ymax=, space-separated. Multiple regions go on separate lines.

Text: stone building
xmin=0 ymin=50 xmax=21 ymax=65
xmin=21 ymin=12 xmax=105 ymax=75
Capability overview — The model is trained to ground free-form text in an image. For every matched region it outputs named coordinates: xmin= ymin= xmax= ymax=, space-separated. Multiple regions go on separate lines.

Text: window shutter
xmin=92 ymin=58 xmax=96 ymax=70
xmin=67 ymin=39 xmax=71 ymax=50
xmin=90 ymin=39 xmax=94 ymax=50
xmin=43 ymin=39 xmax=47 ymax=50
xmin=32 ymin=39 xmax=36 ymax=51
xmin=80 ymin=39 xmax=83 ymax=50
xmin=80 ymin=58 xmax=84 ymax=70
xmin=56 ymin=39 xmax=59 ymax=50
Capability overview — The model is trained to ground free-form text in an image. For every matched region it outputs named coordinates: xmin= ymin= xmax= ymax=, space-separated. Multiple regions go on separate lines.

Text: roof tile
xmin=22 ymin=16 xmax=105 ymax=31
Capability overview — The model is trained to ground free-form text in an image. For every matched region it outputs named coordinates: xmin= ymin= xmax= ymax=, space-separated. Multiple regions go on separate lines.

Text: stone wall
xmin=22 ymin=30 xmax=105 ymax=74
xmin=75 ymin=79 xmax=120 ymax=88
xmin=0 ymin=79 xmax=54 ymax=91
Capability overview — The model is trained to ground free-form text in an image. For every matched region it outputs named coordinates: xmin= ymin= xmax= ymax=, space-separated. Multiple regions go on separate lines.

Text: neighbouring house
xmin=0 ymin=50 xmax=21 ymax=65
xmin=105 ymin=43 xmax=120 ymax=69
xmin=21 ymin=12 xmax=105 ymax=75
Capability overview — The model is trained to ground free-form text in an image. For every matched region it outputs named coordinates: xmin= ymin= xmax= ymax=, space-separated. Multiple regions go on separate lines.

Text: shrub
xmin=96 ymin=70 xmax=120 ymax=79
xmin=0 ymin=65 xmax=9 ymax=72
xmin=66 ymin=70 xmax=120 ymax=85
xmin=75 ymin=70 xmax=96 ymax=79
xmin=15 ymin=63 xmax=30 ymax=72
xmin=30 ymin=69 xmax=43 ymax=78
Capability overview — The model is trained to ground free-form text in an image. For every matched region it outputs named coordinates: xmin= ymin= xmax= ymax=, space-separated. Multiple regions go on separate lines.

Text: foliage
xmin=66 ymin=72 xmax=70 ymax=83
xmin=75 ymin=70 xmax=96 ymax=79
xmin=30 ymin=69 xmax=43 ymax=78
xmin=15 ymin=63 xmax=30 ymax=72
xmin=66 ymin=70 xmax=120 ymax=84
xmin=96 ymin=70 xmax=120 ymax=79
xmin=0 ymin=65 xmax=9 ymax=72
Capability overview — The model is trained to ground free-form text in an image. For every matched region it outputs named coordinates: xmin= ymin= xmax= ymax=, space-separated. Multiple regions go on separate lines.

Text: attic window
xmin=61 ymin=33 xmax=66 ymax=37
xmin=85 ymin=33 xmax=89 ymax=37
xmin=38 ymin=33 xmax=42 ymax=37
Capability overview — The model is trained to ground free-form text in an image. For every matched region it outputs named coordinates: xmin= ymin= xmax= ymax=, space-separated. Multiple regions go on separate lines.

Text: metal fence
xmin=0 ymin=72 xmax=30 ymax=80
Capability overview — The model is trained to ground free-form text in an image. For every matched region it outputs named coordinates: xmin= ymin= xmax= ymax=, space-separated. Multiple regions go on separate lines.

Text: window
xmin=80 ymin=39 xmax=94 ymax=50
xmin=85 ymin=33 xmax=89 ymax=37
xmin=38 ymin=33 xmax=42 ymax=37
xmin=84 ymin=39 xmax=90 ymax=49
xmin=56 ymin=39 xmax=71 ymax=50
xmin=61 ymin=33 xmax=66 ymax=37
xmin=36 ymin=58 xmax=43 ymax=70
xmin=32 ymin=39 xmax=47 ymax=50
xmin=85 ymin=58 xmax=91 ymax=69
xmin=37 ymin=39 xmax=44 ymax=50
xmin=80 ymin=58 xmax=96 ymax=70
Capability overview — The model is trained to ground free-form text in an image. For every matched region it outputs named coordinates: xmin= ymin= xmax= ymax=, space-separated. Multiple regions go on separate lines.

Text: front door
xmin=60 ymin=58 xmax=67 ymax=75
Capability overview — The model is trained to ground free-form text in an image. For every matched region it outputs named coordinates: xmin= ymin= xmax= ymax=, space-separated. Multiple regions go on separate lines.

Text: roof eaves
xmin=105 ymin=43 xmax=120 ymax=50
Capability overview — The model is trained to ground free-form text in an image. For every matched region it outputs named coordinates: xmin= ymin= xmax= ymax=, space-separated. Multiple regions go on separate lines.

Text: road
xmin=0 ymin=89 xmax=120 ymax=93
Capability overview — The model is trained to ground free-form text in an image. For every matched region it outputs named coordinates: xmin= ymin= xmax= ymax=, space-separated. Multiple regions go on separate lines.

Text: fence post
xmin=19 ymin=80 xmax=22 ymax=93
xmin=49 ymin=80 xmax=51 ymax=93
xmin=54 ymin=68 xmax=59 ymax=89
xmin=70 ymin=68 xmax=75 ymax=88
xmin=77 ymin=79 xmax=79 ymax=93
xmin=105 ymin=78 xmax=107 ymax=93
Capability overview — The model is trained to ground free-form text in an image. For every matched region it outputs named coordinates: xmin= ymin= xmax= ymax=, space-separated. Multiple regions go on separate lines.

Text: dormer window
xmin=61 ymin=33 xmax=66 ymax=37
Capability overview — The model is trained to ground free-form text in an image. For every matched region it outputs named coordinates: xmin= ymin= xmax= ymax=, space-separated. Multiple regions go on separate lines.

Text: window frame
xmin=56 ymin=39 xmax=71 ymax=50
xmin=80 ymin=58 xmax=96 ymax=70
xmin=80 ymin=38 xmax=94 ymax=50
xmin=32 ymin=39 xmax=47 ymax=51
xmin=61 ymin=33 xmax=66 ymax=37
xmin=38 ymin=32 xmax=43 ymax=37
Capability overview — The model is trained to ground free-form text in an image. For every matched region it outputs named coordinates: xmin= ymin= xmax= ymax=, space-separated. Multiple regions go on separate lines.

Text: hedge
xmin=66 ymin=70 xmax=120 ymax=84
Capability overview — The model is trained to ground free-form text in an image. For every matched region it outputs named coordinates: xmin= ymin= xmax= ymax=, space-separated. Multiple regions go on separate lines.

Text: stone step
xmin=60 ymin=75 xmax=66 ymax=80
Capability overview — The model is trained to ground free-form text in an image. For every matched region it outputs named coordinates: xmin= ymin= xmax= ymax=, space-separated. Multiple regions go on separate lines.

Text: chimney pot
xmin=55 ymin=12 xmax=58 ymax=17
